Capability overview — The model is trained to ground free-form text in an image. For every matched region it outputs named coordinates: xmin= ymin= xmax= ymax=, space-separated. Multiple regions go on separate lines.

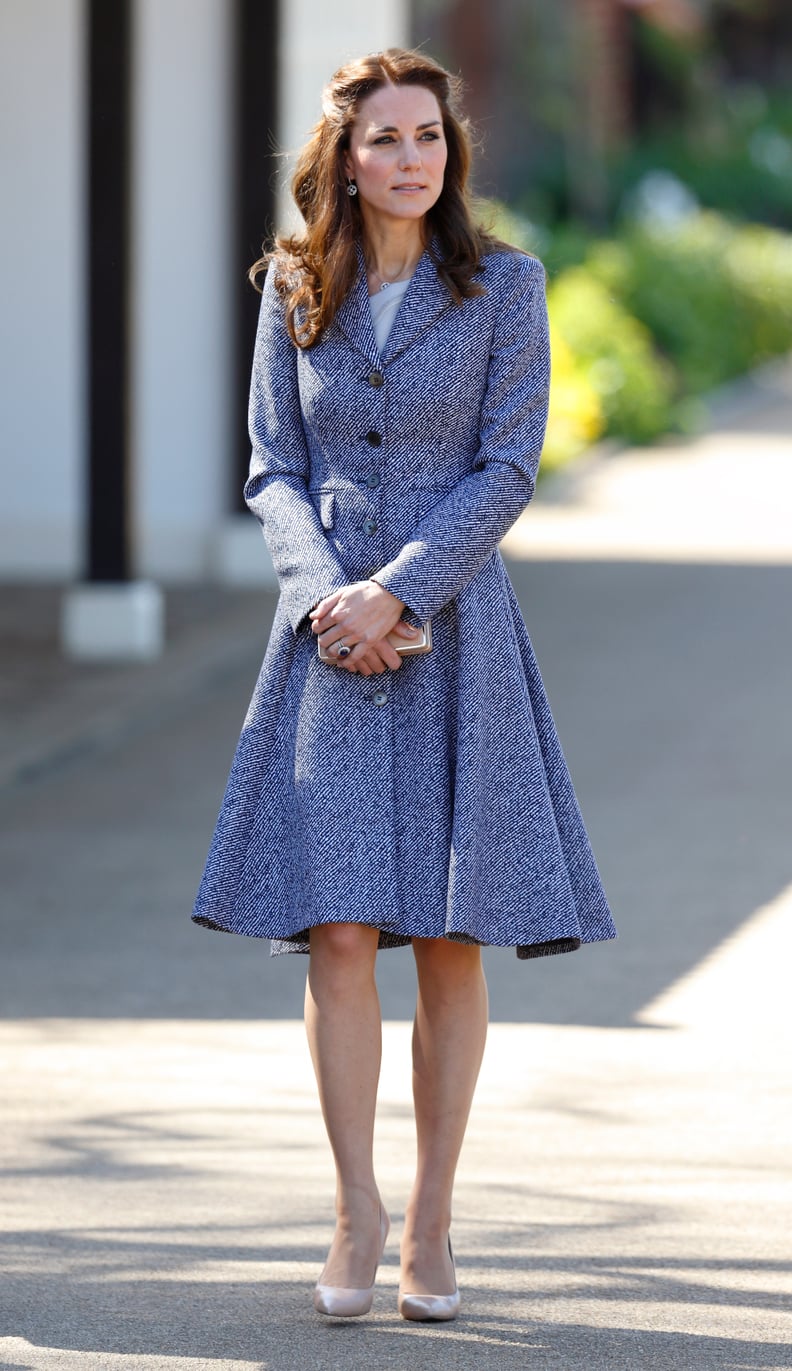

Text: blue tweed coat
xmin=193 ymin=242 xmax=616 ymax=959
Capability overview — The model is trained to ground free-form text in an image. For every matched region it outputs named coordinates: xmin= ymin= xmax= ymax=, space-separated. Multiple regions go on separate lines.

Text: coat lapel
xmin=380 ymin=244 xmax=455 ymax=365
xmin=333 ymin=245 xmax=380 ymax=365
xmin=333 ymin=239 xmax=455 ymax=367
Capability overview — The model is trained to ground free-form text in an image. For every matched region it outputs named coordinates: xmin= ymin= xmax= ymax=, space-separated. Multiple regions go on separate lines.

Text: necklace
xmin=368 ymin=258 xmax=420 ymax=293
xmin=371 ymin=270 xmax=407 ymax=292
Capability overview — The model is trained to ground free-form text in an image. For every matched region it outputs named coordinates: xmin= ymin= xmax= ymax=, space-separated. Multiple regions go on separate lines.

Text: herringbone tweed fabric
xmin=193 ymin=243 xmax=616 ymax=959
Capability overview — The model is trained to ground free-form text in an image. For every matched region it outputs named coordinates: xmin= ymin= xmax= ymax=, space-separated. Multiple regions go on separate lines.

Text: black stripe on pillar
xmin=233 ymin=0 xmax=280 ymax=510
xmin=87 ymin=0 xmax=131 ymax=580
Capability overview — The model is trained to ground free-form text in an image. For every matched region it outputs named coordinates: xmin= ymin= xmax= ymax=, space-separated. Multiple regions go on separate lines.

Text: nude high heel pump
xmin=313 ymin=1207 xmax=390 ymax=1318
xmin=398 ymin=1235 xmax=461 ymax=1322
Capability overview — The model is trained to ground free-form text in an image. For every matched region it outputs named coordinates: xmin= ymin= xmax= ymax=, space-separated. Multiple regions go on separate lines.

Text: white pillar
xmin=0 ymin=0 xmax=84 ymax=578
xmin=131 ymin=0 xmax=233 ymax=580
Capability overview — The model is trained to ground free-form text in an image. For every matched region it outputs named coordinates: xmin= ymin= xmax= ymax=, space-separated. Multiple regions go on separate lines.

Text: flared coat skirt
xmin=192 ymin=550 xmax=616 ymax=959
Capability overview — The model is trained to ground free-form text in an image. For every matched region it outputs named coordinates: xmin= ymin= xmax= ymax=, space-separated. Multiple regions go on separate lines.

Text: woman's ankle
xmin=335 ymin=1180 xmax=382 ymax=1220
xmin=402 ymin=1199 xmax=452 ymax=1243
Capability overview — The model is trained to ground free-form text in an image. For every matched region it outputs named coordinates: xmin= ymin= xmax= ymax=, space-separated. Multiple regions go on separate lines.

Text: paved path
xmin=1 ymin=364 xmax=791 ymax=1369
xmin=502 ymin=354 xmax=792 ymax=566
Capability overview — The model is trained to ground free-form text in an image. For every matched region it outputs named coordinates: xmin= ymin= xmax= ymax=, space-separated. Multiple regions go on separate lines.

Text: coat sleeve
xmin=371 ymin=253 xmax=550 ymax=622
xmin=243 ymin=268 xmax=350 ymax=632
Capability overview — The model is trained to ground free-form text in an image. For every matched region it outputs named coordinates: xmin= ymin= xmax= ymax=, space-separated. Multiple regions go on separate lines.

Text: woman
xmin=193 ymin=47 xmax=616 ymax=1321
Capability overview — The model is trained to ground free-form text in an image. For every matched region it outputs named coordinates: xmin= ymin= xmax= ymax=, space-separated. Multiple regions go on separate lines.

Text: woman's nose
xmin=399 ymin=141 xmax=421 ymax=169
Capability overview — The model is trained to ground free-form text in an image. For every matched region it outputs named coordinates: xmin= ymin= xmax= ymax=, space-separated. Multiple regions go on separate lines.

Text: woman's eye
xmin=371 ymin=131 xmax=440 ymax=145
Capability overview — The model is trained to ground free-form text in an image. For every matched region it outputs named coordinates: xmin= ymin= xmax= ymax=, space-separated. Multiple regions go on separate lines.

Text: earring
xmin=347 ymin=179 xmax=358 ymax=197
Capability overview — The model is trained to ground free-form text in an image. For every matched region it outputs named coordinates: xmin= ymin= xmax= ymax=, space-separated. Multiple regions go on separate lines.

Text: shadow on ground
xmin=2 ymin=1209 xmax=790 ymax=1370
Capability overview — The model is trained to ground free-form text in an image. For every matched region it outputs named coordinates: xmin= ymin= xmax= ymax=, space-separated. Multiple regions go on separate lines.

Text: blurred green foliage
xmin=586 ymin=214 xmax=792 ymax=395
xmin=542 ymin=323 xmax=605 ymax=472
xmin=486 ymin=201 xmax=792 ymax=466
xmin=515 ymin=92 xmax=792 ymax=236
xmin=608 ymin=89 xmax=792 ymax=230
xmin=547 ymin=268 xmax=676 ymax=445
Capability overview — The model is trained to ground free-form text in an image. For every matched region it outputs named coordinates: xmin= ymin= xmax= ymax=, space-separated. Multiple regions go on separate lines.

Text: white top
xmin=368 ymin=279 xmax=411 ymax=352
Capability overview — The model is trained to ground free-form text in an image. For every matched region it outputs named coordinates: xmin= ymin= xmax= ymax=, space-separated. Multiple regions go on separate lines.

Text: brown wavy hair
xmin=250 ymin=47 xmax=502 ymax=349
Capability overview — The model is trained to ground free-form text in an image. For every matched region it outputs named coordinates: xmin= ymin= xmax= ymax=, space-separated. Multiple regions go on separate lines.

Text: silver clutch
xmin=319 ymin=620 xmax=432 ymax=661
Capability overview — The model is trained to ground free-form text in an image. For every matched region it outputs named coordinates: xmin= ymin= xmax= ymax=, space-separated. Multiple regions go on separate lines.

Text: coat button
xmin=373 ymin=690 xmax=388 ymax=706
xmin=365 ymin=471 xmax=381 ymax=489
xmin=367 ymin=370 xmax=384 ymax=388
xmin=362 ymin=517 xmax=378 ymax=536
xmin=366 ymin=430 xmax=382 ymax=447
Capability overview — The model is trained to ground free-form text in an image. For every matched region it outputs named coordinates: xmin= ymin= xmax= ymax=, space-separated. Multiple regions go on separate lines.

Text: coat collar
xmin=333 ymin=236 xmax=455 ymax=366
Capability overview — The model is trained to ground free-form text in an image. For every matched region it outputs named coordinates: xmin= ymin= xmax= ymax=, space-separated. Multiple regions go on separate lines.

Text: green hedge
xmin=485 ymin=203 xmax=792 ymax=463
xmin=586 ymin=214 xmax=792 ymax=396
xmin=546 ymin=268 xmax=675 ymax=444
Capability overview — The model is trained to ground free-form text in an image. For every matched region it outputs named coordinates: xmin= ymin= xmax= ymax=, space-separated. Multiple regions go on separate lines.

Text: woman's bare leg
xmin=401 ymin=938 xmax=488 ymax=1295
xmin=305 ymin=922 xmax=387 ymax=1287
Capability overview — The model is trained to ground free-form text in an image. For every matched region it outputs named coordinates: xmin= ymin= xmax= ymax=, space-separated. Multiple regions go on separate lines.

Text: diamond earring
xmin=347 ymin=180 xmax=358 ymax=197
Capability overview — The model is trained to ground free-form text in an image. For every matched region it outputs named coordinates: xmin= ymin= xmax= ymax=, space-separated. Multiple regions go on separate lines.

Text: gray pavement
xmin=1 ymin=368 xmax=791 ymax=1368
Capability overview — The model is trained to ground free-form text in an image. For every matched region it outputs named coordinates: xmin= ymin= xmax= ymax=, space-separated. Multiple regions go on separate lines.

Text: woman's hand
xmin=310 ymin=580 xmax=420 ymax=675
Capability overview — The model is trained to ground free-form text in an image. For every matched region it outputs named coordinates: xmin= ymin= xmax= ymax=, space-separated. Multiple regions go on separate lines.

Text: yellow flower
xmin=543 ymin=325 xmax=604 ymax=471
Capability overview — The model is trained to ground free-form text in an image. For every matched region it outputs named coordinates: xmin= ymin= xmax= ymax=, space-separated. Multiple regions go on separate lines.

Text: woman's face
xmin=343 ymin=83 xmax=447 ymax=227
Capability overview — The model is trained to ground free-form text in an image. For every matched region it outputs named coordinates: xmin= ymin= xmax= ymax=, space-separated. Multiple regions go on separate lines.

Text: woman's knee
xmin=309 ymin=921 xmax=379 ymax=967
xmin=412 ymin=937 xmax=483 ymax=991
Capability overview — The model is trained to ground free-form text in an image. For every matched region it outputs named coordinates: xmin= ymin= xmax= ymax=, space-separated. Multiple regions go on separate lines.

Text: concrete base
xmin=60 ymin=581 xmax=165 ymax=661
xmin=213 ymin=515 xmax=278 ymax=587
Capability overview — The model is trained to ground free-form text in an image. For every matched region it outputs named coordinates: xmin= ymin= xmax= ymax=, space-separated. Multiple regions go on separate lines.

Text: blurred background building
xmin=1 ymin=1 xmax=790 ymax=649
xmin=419 ymin=0 xmax=792 ymax=225
xmin=1 ymin=0 xmax=407 ymax=616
